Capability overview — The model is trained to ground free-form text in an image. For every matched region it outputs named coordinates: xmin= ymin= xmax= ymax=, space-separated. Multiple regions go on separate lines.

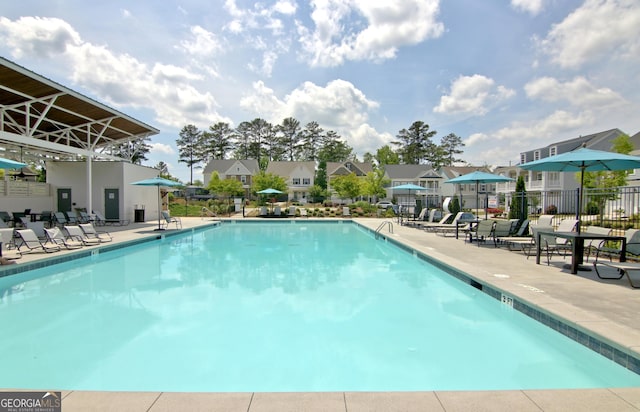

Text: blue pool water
xmin=1 ymin=221 xmax=639 ymax=392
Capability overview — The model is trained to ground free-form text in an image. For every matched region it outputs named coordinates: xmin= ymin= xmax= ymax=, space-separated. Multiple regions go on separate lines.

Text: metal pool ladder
xmin=375 ymin=221 xmax=393 ymax=239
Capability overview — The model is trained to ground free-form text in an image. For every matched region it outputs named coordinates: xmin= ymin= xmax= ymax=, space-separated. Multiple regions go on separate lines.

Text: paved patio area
xmin=3 ymin=216 xmax=640 ymax=411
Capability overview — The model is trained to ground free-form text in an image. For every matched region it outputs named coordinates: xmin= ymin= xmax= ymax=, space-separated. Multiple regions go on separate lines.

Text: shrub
xmin=586 ymin=202 xmax=599 ymax=215
xmin=544 ymin=204 xmax=558 ymax=215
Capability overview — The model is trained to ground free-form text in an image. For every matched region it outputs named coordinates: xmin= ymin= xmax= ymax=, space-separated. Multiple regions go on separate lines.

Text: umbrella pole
xmin=155 ymin=185 xmax=163 ymax=231
xmin=577 ymin=167 xmax=585 ymax=234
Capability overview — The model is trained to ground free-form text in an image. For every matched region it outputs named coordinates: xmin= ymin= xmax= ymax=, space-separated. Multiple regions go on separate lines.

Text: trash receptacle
xmin=134 ymin=205 xmax=145 ymax=222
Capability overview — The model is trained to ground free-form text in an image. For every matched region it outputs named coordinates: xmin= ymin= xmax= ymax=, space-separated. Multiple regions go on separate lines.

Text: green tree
xmin=203 ymin=122 xmax=234 ymax=161
xmin=109 ymin=137 xmax=151 ymax=164
xmin=331 ymin=173 xmax=362 ymax=202
xmin=509 ymin=176 xmax=528 ymax=221
xmin=276 ymin=117 xmax=302 ymax=161
xmin=300 ymin=121 xmax=324 ymax=161
xmin=449 ymin=195 xmax=461 ymax=215
xmin=316 ymin=160 xmax=328 ymax=190
xmin=176 ymin=124 xmax=204 ymax=184
xmin=207 ymin=171 xmax=245 ymax=213
xmin=361 ymin=169 xmax=390 ymax=202
xmin=439 ymin=133 xmax=465 ymax=166
xmin=318 ymin=131 xmax=353 ymax=162
xmin=308 ymin=184 xmax=327 ymax=203
xmin=374 ymin=145 xmax=400 ymax=167
xmin=391 ymin=121 xmax=437 ymax=164
xmin=251 ymin=171 xmax=288 ymax=194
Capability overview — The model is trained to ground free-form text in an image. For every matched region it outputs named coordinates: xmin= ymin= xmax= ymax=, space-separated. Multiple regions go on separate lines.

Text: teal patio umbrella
xmin=391 ymin=183 xmax=426 ymax=215
xmin=0 ymin=157 xmax=27 ymax=170
xmin=131 ymin=177 xmax=183 ymax=231
xmin=257 ymin=188 xmax=283 ymax=213
xmin=520 ymin=147 xmax=640 ymax=233
xmin=445 ymin=171 xmax=514 ymax=219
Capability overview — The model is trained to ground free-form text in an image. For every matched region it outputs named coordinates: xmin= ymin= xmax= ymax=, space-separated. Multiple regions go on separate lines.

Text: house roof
xmin=265 ymin=161 xmax=316 ymax=176
xmin=384 ymin=164 xmax=442 ymax=180
xmin=0 ymin=57 xmax=159 ymax=161
xmin=439 ymin=166 xmax=491 ymax=179
xmin=203 ymin=159 xmax=260 ymax=175
xmin=520 ymin=128 xmax=634 ymax=163
xmin=326 ymin=161 xmax=373 ymax=176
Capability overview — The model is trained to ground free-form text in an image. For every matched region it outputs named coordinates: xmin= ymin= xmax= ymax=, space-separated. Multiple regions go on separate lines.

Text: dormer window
xmin=534 ymin=150 xmax=541 ymax=161
xmin=549 ymin=146 xmax=557 ymax=157
xmin=520 ymin=153 xmax=526 ymax=164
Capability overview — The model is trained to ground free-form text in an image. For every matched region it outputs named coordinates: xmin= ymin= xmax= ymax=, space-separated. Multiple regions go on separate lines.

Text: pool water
xmin=0 ymin=221 xmax=639 ymax=392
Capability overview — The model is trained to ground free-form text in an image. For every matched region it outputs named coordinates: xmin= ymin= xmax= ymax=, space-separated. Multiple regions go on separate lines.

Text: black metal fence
xmin=500 ymin=186 xmax=640 ymax=231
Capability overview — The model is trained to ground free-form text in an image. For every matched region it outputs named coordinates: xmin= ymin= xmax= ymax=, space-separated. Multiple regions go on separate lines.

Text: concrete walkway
xmin=3 ymin=216 xmax=640 ymax=411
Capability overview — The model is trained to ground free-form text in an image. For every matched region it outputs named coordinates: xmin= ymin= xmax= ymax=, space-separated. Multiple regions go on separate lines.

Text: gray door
xmin=57 ymin=188 xmax=72 ymax=212
xmin=104 ymin=188 xmax=120 ymax=220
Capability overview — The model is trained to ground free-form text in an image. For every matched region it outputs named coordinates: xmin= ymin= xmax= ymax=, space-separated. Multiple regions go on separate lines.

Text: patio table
xmin=535 ymin=230 xmax=626 ymax=274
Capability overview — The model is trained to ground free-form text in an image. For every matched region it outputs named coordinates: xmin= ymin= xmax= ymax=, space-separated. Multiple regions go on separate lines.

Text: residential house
xmin=382 ymin=164 xmax=443 ymax=210
xmin=202 ymin=159 xmax=260 ymax=199
xmin=440 ymin=166 xmax=495 ymax=210
xmin=495 ymin=128 xmax=640 ymax=215
xmin=326 ymin=161 xmax=373 ymax=203
xmin=265 ymin=161 xmax=316 ymax=203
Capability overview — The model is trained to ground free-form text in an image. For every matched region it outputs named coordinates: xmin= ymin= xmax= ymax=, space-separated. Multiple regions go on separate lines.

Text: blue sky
xmin=1 ymin=0 xmax=639 ymax=183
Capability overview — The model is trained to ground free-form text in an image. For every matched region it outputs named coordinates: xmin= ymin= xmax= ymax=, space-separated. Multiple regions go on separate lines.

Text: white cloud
xmin=538 ymin=0 xmax=640 ymax=69
xmin=0 ymin=16 xmax=230 ymax=129
xmin=240 ymin=79 xmax=388 ymax=155
xmin=179 ymin=25 xmax=222 ymax=57
xmin=298 ymin=0 xmax=444 ymax=67
xmin=434 ymin=74 xmax=515 ymax=116
xmin=510 ymin=0 xmax=544 ymax=15
xmin=149 ymin=142 xmax=175 ymax=155
xmin=525 ymin=76 xmax=626 ymax=108
xmin=0 ymin=16 xmax=81 ymax=58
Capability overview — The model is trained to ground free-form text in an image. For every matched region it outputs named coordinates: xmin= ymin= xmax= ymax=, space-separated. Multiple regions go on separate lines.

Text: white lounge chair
xmin=161 ymin=211 xmax=182 ymax=229
xmin=0 ymin=229 xmax=21 ymax=259
xmin=593 ymin=260 xmax=640 ymax=288
xmin=44 ymin=227 xmax=83 ymax=250
xmin=288 ymin=206 xmax=296 ymax=217
xmin=79 ymin=223 xmax=112 ymax=242
xmin=16 ymin=229 xmax=61 ymax=254
xmin=300 ymin=208 xmax=308 ymax=218
xmin=342 ymin=207 xmax=351 ymax=217
xmin=64 ymin=225 xmax=101 ymax=246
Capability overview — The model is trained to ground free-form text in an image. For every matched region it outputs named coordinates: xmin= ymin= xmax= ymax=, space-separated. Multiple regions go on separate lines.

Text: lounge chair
xmin=79 ymin=223 xmax=112 ymax=242
xmin=288 ymin=206 xmax=297 ymax=217
xmin=300 ymin=208 xmax=308 ymax=218
xmin=78 ymin=211 xmax=92 ymax=223
xmin=593 ymin=261 xmax=640 ymax=288
xmin=536 ymin=214 xmax=554 ymax=226
xmin=65 ymin=210 xmax=80 ymax=224
xmin=16 ymin=229 xmax=61 ymax=254
xmin=528 ymin=225 xmax=571 ymax=264
xmin=53 ymin=212 xmax=68 ymax=227
xmin=274 ymin=206 xmax=282 ymax=217
xmin=553 ymin=219 xmax=579 ymax=247
xmin=432 ymin=212 xmax=476 ymax=237
xmin=259 ymin=206 xmax=268 ymax=217
xmin=466 ymin=219 xmax=495 ymax=246
xmin=583 ymin=226 xmax=613 ymax=262
xmin=0 ymin=229 xmax=21 ymax=259
xmin=592 ymin=228 xmax=640 ymax=263
xmin=342 ymin=207 xmax=351 ymax=217
xmin=418 ymin=213 xmax=453 ymax=231
xmin=161 ymin=210 xmax=182 ymax=229
xmin=39 ymin=211 xmax=54 ymax=228
xmin=44 ymin=227 xmax=83 ymax=249
xmin=0 ymin=211 xmax=12 ymax=226
xmin=64 ymin=225 xmax=101 ymax=246
xmin=93 ymin=210 xmax=129 ymax=226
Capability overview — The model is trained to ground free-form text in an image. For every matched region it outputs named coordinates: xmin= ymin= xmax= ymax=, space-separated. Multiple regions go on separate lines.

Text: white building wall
xmin=47 ymin=161 xmax=158 ymax=222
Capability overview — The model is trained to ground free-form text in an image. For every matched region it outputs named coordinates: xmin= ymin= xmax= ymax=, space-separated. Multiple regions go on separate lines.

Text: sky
xmin=1 ymin=0 xmax=639 ymax=184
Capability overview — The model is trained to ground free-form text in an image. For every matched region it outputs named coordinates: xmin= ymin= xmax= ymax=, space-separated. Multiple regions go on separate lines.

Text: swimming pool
xmin=1 ymin=221 xmax=639 ymax=392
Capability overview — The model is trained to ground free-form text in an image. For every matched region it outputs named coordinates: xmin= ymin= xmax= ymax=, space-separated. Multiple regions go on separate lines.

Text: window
xmin=549 ymin=146 xmax=557 ymax=157
xmin=292 ymin=178 xmax=301 ymax=185
xmin=240 ymin=176 xmax=246 ymax=183
xmin=534 ymin=150 xmax=541 ymax=161
xmin=520 ymin=153 xmax=526 ymax=164
xmin=303 ymin=178 xmax=310 ymax=185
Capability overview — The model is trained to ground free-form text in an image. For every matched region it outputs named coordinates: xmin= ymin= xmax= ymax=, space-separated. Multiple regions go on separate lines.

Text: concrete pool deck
xmin=3 ymin=216 xmax=640 ymax=411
